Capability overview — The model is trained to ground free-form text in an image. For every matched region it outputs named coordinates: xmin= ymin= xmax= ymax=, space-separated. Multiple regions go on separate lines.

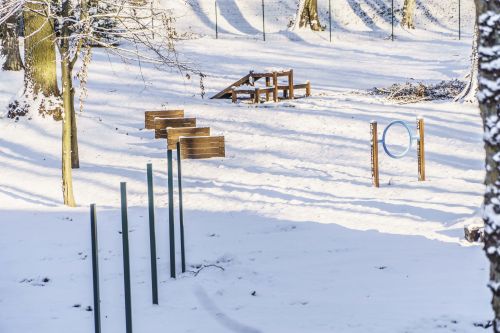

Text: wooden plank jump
xmin=166 ymin=127 xmax=211 ymax=150
xmin=145 ymin=110 xmax=184 ymax=129
xmin=179 ymin=136 xmax=225 ymax=160
xmin=154 ymin=117 xmax=196 ymax=139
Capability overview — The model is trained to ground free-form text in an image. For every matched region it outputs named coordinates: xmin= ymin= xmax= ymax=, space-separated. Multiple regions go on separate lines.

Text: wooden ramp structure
xmin=211 ymin=69 xmax=311 ymax=103
xmin=210 ymin=73 xmax=252 ymax=100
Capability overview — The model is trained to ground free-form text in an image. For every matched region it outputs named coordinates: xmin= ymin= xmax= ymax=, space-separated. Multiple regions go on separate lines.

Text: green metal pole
xmin=176 ymin=142 xmax=186 ymax=273
xmin=120 ymin=182 xmax=133 ymax=333
xmin=391 ymin=0 xmax=394 ymax=41
xmin=329 ymin=0 xmax=332 ymax=43
xmin=215 ymin=1 xmax=218 ymax=39
xmin=167 ymin=150 xmax=176 ymax=279
xmin=90 ymin=204 xmax=101 ymax=333
xmin=262 ymin=0 xmax=265 ymax=41
xmin=146 ymin=164 xmax=159 ymax=305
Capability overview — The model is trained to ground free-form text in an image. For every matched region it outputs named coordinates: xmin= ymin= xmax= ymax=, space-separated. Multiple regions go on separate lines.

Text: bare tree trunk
xmin=401 ymin=0 xmax=416 ymax=29
xmin=298 ymin=0 xmax=323 ymax=31
xmin=455 ymin=21 xmax=479 ymax=102
xmin=60 ymin=0 xmax=76 ymax=207
xmin=476 ymin=0 xmax=500 ymax=329
xmin=70 ymin=85 xmax=80 ymax=169
xmin=23 ymin=0 xmax=61 ymax=117
xmin=1 ymin=13 xmax=23 ymax=71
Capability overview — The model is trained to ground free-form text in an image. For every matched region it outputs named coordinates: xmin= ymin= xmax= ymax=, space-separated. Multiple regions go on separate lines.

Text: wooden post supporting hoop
xmin=370 ymin=121 xmax=380 ymax=187
xmin=417 ymin=118 xmax=425 ymax=181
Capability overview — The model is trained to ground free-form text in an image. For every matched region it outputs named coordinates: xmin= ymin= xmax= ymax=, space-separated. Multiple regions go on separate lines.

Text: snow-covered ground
xmin=0 ymin=1 xmax=491 ymax=332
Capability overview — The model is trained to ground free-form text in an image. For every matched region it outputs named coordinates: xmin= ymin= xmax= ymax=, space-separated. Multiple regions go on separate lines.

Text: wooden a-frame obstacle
xmin=211 ymin=69 xmax=311 ymax=103
xmin=144 ymin=109 xmax=225 ymax=279
xmin=371 ymin=117 xmax=425 ymax=187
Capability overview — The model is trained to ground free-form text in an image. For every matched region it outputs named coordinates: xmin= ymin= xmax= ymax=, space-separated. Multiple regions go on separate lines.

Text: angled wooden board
xmin=145 ymin=110 xmax=184 ymax=129
xmin=154 ymin=118 xmax=196 ymax=139
xmin=166 ymin=127 xmax=211 ymax=150
xmin=179 ymin=136 xmax=225 ymax=160
xmin=210 ymin=74 xmax=252 ymax=99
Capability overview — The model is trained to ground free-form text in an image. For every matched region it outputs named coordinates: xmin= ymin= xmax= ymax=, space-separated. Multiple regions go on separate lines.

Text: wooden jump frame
xmin=211 ymin=69 xmax=311 ymax=103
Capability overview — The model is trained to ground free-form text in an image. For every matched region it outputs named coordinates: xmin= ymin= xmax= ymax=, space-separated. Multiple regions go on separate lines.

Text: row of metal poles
xmin=90 ymin=158 xmax=186 ymax=333
xmin=212 ymin=0 xmax=463 ymax=42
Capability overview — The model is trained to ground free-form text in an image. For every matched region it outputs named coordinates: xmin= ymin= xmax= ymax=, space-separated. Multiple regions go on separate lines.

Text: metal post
xmin=329 ymin=0 xmax=332 ymax=43
xmin=90 ymin=204 xmax=101 ymax=333
xmin=146 ymin=164 xmax=158 ymax=305
xmin=120 ymin=182 xmax=133 ymax=333
xmin=391 ymin=0 xmax=394 ymax=41
xmin=215 ymin=1 xmax=218 ymax=39
xmin=417 ymin=118 xmax=426 ymax=181
xmin=262 ymin=0 xmax=265 ymax=41
xmin=167 ymin=150 xmax=176 ymax=279
xmin=150 ymin=0 xmax=154 ymax=39
xmin=176 ymin=142 xmax=186 ymax=273
xmin=458 ymin=0 xmax=461 ymax=40
xmin=370 ymin=121 xmax=380 ymax=187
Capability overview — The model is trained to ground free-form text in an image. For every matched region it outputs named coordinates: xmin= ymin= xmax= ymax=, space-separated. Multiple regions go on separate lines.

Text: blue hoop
xmin=380 ymin=120 xmax=414 ymax=159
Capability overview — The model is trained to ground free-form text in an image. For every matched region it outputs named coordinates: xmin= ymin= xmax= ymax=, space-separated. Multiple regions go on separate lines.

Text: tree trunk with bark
xmin=476 ymin=0 xmax=500 ymax=330
xmin=455 ymin=21 xmax=479 ymax=103
xmin=1 ymin=13 xmax=24 ymax=71
xmin=60 ymin=1 xmax=76 ymax=207
xmin=23 ymin=0 xmax=61 ymax=116
xmin=298 ymin=0 xmax=323 ymax=31
xmin=401 ymin=0 xmax=416 ymax=29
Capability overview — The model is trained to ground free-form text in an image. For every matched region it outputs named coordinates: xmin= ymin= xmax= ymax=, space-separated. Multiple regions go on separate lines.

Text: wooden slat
xmin=211 ymin=74 xmax=251 ymax=99
xmin=180 ymin=136 xmax=225 ymax=160
xmin=154 ymin=118 xmax=196 ymax=139
xmin=145 ymin=110 xmax=184 ymax=129
xmin=166 ymin=127 xmax=210 ymax=150
xmin=180 ymin=136 xmax=223 ymax=145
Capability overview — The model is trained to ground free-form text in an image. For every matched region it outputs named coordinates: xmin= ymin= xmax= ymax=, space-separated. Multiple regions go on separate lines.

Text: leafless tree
xmin=0 ymin=0 xmax=197 ymax=206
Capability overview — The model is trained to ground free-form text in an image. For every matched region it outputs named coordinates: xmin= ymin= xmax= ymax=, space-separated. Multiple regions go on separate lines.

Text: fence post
xmin=370 ymin=121 xmax=380 ymax=187
xmin=90 ymin=204 xmax=101 ymax=333
xmin=458 ymin=0 xmax=461 ymax=40
xmin=120 ymin=182 xmax=133 ymax=333
xmin=329 ymin=0 xmax=332 ymax=42
xmin=167 ymin=150 xmax=176 ymax=279
xmin=176 ymin=142 xmax=186 ymax=273
xmin=146 ymin=164 xmax=159 ymax=305
xmin=262 ymin=0 xmax=266 ymax=41
xmin=215 ymin=0 xmax=218 ymax=39
xmin=391 ymin=0 xmax=394 ymax=41
xmin=417 ymin=118 xmax=425 ymax=181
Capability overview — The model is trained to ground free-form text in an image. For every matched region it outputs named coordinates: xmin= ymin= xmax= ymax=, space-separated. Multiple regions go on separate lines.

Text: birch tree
xmin=476 ymin=0 xmax=500 ymax=329
xmin=401 ymin=0 xmax=416 ymax=29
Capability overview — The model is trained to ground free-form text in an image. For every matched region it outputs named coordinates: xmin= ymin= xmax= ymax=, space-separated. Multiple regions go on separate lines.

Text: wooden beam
xmin=417 ymin=118 xmax=425 ymax=181
xmin=166 ymin=127 xmax=211 ymax=150
xmin=179 ymin=136 xmax=225 ymax=160
xmin=145 ymin=110 xmax=184 ymax=129
xmin=371 ymin=121 xmax=380 ymax=187
xmin=211 ymin=74 xmax=252 ymax=99
xmin=154 ymin=118 xmax=196 ymax=139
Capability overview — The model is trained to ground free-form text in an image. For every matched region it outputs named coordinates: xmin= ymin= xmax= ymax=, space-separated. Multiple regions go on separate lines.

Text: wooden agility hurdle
xmin=144 ymin=110 xmax=184 ymax=129
xmin=153 ymin=118 xmax=196 ymax=139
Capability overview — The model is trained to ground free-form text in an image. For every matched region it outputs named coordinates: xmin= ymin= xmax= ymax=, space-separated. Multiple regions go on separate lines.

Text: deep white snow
xmin=0 ymin=0 xmax=491 ymax=332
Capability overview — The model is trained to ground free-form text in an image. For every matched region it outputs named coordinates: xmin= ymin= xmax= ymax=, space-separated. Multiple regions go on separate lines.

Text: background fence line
xmin=173 ymin=0 xmax=474 ymax=42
